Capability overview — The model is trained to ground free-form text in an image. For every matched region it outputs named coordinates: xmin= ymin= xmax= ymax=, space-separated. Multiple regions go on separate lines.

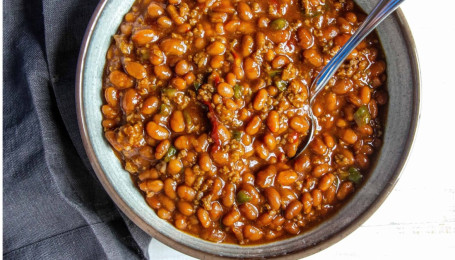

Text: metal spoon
xmin=292 ymin=0 xmax=405 ymax=159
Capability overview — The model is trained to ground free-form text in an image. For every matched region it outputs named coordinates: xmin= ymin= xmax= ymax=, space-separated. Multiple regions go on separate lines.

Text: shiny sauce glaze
xmin=101 ymin=0 xmax=388 ymax=244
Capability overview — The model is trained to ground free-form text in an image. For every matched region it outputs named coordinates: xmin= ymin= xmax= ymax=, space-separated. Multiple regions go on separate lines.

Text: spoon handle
xmin=310 ymin=0 xmax=405 ymax=102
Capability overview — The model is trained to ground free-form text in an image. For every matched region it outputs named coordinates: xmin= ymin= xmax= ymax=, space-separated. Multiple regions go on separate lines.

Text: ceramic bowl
xmin=76 ymin=0 xmax=420 ymax=258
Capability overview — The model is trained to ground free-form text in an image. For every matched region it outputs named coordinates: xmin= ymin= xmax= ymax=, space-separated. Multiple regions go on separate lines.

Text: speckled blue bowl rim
xmin=76 ymin=1 xmax=420 ymax=259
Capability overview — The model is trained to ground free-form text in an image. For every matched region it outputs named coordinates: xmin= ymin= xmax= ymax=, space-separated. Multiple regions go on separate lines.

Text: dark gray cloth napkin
xmin=3 ymin=0 xmax=151 ymax=259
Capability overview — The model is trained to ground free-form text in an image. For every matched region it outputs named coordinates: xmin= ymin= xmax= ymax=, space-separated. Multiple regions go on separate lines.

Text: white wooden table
xmin=147 ymin=2 xmax=455 ymax=259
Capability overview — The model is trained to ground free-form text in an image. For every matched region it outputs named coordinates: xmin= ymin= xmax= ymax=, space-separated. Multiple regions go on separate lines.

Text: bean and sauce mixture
xmin=101 ymin=0 xmax=388 ymax=244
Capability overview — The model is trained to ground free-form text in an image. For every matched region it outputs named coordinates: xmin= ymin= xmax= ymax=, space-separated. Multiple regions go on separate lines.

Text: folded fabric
xmin=3 ymin=0 xmax=150 ymax=258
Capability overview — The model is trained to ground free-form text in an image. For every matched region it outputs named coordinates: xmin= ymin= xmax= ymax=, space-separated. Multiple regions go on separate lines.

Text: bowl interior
xmin=78 ymin=0 xmax=419 ymax=258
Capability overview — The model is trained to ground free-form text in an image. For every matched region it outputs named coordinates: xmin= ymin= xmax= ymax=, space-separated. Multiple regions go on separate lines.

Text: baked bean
xmin=349 ymin=94 xmax=364 ymax=108
xmin=243 ymin=225 xmax=263 ymax=241
xmin=160 ymin=195 xmax=176 ymax=212
xmin=222 ymin=208 xmax=240 ymax=226
xmin=197 ymin=208 xmax=212 ymax=228
xmin=222 ymin=183 xmax=235 ymax=207
xmin=171 ymin=77 xmax=187 ymax=90
xmin=240 ymin=203 xmax=259 ymax=220
xmin=149 ymin=46 xmax=165 ymax=65
xmin=124 ymin=61 xmax=146 ymax=79
xmin=245 ymin=115 xmax=262 ymax=135
xmin=120 ymin=23 xmax=132 ymax=35
xmin=122 ymin=88 xmax=139 ymax=113
xmin=264 ymin=187 xmax=281 ymax=210
xmin=225 ymin=20 xmax=240 ymax=33
xmin=184 ymin=72 xmax=195 ymax=85
xmin=318 ymin=173 xmax=335 ymax=191
xmin=174 ymin=135 xmax=189 ymax=150
xmin=146 ymin=195 xmax=161 ymax=209
xmin=280 ymin=188 xmax=298 ymax=208
xmin=257 ymin=17 xmax=269 ymax=28
xmin=210 ymin=201 xmax=223 ymax=221
xmin=168 ymin=159 xmax=183 ymax=175
xmin=155 ymin=140 xmax=171 ymax=160
xmin=141 ymin=96 xmax=159 ymax=115
xmin=174 ymin=60 xmax=190 ymax=76
xmin=177 ymin=185 xmax=195 ymax=202
xmin=303 ymin=49 xmax=323 ymax=67
xmin=336 ymin=148 xmax=355 ymax=166
xmin=360 ymin=86 xmax=371 ymax=104
xmin=267 ymin=29 xmax=291 ymax=43
xmin=312 ymin=163 xmax=329 ymax=177
xmin=175 ymin=215 xmax=188 ymax=229
xmin=302 ymin=192 xmax=313 ymax=214
xmin=255 ymin=142 xmax=269 ymax=160
xmin=272 ymin=55 xmax=290 ymax=69
xmin=263 ymin=132 xmax=277 ymax=151
xmin=358 ymin=124 xmax=373 ymax=136
xmin=154 ymin=64 xmax=172 ymax=80
xmin=237 ymin=2 xmax=253 ymax=21
xmin=341 ymin=128 xmax=358 ymax=144
xmin=311 ymin=189 xmax=322 ymax=208
xmin=253 ymin=89 xmax=268 ymax=111
xmin=368 ymin=99 xmax=378 ymax=119
xmin=207 ymin=41 xmax=226 ymax=56
xmin=285 ymin=200 xmax=303 ymax=219
xmin=241 ymin=35 xmax=254 ymax=57
xmin=284 ymin=221 xmax=300 ymax=235
xmin=242 ymin=184 xmax=260 ymax=205
xmin=238 ymin=21 xmax=255 ymax=34
xmin=217 ymin=82 xmax=234 ymax=98
xmin=337 ymin=181 xmax=354 ymax=200
xmin=212 ymin=149 xmax=230 ymax=165
xmin=170 ymin=110 xmax=185 ymax=132
xmin=257 ymin=212 xmax=274 ymax=227
xmin=276 ymin=170 xmax=298 ymax=186
xmin=157 ymin=16 xmax=173 ymax=28
xmin=356 ymin=153 xmax=370 ymax=169
xmin=147 ymin=3 xmax=164 ymax=18
xmin=323 ymin=133 xmax=335 ymax=148
xmin=322 ymin=26 xmax=339 ymax=41
xmin=210 ymin=55 xmax=224 ymax=69
xmin=139 ymin=179 xmax=163 ymax=193
xmin=157 ymin=208 xmax=171 ymax=220
xmin=164 ymin=178 xmax=177 ymax=199
xmin=297 ymin=27 xmax=314 ymax=49
xmin=290 ymin=116 xmax=309 ymax=134
xmin=326 ymin=92 xmax=338 ymax=112
xmin=272 ymin=215 xmax=286 ymax=227
xmin=256 ymin=165 xmax=277 ymax=188
xmin=160 ymin=39 xmax=187 ymax=56
xmin=167 ymin=5 xmax=185 ymax=24
xmin=138 ymin=169 xmax=159 ymax=181
xmin=244 ymin=57 xmax=260 ymax=80
xmin=176 ymin=201 xmax=193 ymax=217
xmin=184 ymin=168 xmax=196 ymax=186
xmin=266 ymin=111 xmax=280 ymax=133
xmin=310 ymin=137 xmax=327 ymax=155
xmin=324 ymin=185 xmax=337 ymax=204
xmin=294 ymin=155 xmax=310 ymax=173
xmin=109 ymin=70 xmax=133 ymax=89
xmin=146 ymin=122 xmax=170 ymax=140
xmin=101 ymin=105 xmax=118 ymax=119
xmin=104 ymin=87 xmax=119 ymax=107
xmin=333 ymin=78 xmax=353 ymax=94
xmin=132 ymin=29 xmax=158 ymax=45
xmin=199 ymin=152 xmax=213 ymax=172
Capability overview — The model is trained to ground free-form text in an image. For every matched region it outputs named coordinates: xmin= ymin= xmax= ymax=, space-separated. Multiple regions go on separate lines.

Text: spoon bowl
xmin=292 ymin=0 xmax=405 ymax=159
